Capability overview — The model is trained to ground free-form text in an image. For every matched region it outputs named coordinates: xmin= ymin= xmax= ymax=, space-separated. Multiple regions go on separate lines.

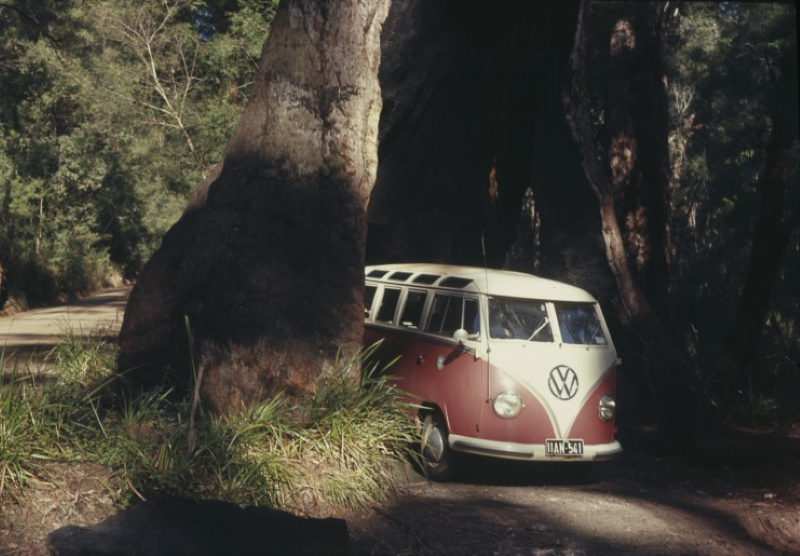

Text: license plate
xmin=545 ymin=439 xmax=584 ymax=456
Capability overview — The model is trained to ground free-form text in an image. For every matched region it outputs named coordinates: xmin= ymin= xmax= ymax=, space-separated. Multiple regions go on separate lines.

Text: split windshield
xmin=488 ymin=298 xmax=553 ymax=342
xmin=554 ymin=302 xmax=607 ymax=345
xmin=487 ymin=298 xmax=607 ymax=346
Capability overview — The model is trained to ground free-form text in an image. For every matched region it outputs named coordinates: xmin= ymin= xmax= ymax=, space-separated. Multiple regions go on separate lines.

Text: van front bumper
xmin=449 ymin=435 xmax=623 ymax=462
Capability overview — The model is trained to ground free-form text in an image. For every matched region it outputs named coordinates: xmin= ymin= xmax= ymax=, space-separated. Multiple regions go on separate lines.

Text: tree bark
xmin=368 ymin=0 xmax=511 ymax=265
xmin=117 ymin=0 xmax=390 ymax=414
xmin=368 ymin=0 xmax=581 ymax=267
xmin=0 ymin=259 xmax=6 ymax=310
xmin=601 ymin=2 xmax=673 ymax=322
xmin=564 ymin=1 xmax=704 ymax=451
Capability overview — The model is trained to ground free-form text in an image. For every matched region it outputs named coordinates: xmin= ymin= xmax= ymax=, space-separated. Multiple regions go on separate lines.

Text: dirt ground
xmin=347 ymin=423 xmax=800 ymax=556
xmin=1 ymin=290 xmax=798 ymax=556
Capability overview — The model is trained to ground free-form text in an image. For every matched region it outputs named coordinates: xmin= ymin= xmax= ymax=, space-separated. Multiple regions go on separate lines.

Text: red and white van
xmin=363 ymin=263 xmax=621 ymax=480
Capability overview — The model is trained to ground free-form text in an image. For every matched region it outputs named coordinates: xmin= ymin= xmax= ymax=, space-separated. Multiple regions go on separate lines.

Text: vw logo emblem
xmin=548 ymin=365 xmax=579 ymax=400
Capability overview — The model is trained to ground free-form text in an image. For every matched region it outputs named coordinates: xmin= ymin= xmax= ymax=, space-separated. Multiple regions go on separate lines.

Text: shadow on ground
xmin=47 ymin=495 xmax=350 ymax=556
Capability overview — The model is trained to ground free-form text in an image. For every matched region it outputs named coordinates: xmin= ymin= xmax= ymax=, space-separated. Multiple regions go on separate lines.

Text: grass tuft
xmin=1 ymin=336 xmax=415 ymax=515
xmin=0 ymin=364 xmax=69 ymax=499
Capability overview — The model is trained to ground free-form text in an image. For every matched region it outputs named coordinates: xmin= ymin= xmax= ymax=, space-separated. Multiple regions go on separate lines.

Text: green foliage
xmin=666 ymin=2 xmax=799 ymax=424
xmin=1 ymin=337 xmax=415 ymax=513
xmin=0 ymin=0 xmax=278 ymax=306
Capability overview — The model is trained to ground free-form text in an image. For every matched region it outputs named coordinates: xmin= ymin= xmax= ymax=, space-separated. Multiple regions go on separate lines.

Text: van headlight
xmin=493 ymin=392 xmax=523 ymax=419
xmin=598 ymin=395 xmax=616 ymax=422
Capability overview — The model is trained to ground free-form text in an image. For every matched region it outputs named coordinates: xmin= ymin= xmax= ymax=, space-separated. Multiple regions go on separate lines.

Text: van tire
xmin=420 ymin=413 xmax=454 ymax=481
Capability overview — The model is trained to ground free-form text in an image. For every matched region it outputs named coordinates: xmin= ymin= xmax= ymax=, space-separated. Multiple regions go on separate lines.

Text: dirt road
xmin=349 ymin=436 xmax=800 ymax=556
xmin=1 ymin=288 xmax=798 ymax=556
xmin=0 ymin=287 xmax=129 ymax=369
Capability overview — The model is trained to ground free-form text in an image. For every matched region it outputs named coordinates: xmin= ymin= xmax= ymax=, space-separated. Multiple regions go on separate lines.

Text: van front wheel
xmin=420 ymin=413 xmax=454 ymax=481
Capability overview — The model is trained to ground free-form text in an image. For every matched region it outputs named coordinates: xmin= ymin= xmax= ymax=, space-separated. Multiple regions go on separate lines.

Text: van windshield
xmin=488 ymin=298 xmax=553 ymax=342
xmin=554 ymin=302 xmax=607 ymax=345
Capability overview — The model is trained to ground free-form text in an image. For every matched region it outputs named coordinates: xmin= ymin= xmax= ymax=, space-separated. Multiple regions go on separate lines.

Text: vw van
xmin=363 ymin=263 xmax=621 ymax=480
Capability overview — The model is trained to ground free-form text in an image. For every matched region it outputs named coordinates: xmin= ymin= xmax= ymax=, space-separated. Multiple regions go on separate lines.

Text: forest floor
xmin=0 ymin=289 xmax=798 ymax=556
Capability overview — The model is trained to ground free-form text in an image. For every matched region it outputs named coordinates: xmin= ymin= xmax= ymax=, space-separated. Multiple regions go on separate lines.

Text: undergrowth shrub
xmin=702 ymin=309 xmax=800 ymax=425
xmin=746 ymin=311 xmax=800 ymax=424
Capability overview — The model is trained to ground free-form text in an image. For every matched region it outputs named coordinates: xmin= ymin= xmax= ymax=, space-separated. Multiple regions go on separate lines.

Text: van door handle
xmin=416 ymin=355 xmax=426 ymax=365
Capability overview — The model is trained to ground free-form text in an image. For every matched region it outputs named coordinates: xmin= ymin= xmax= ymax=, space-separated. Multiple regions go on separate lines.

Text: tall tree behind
xmin=117 ymin=0 xmax=390 ymax=414
xmin=564 ymin=1 xmax=702 ymax=449
xmin=599 ymin=1 xmax=672 ymax=322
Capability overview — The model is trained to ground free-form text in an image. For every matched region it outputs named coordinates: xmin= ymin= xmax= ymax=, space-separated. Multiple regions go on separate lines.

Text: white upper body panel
xmin=365 ymin=263 xmax=598 ymax=303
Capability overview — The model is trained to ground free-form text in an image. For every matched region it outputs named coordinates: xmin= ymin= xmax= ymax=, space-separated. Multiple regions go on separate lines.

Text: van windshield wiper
xmin=527 ymin=318 xmax=550 ymax=341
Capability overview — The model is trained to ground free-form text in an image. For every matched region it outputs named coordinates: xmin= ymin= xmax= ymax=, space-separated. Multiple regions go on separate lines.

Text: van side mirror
xmin=453 ymin=329 xmax=469 ymax=344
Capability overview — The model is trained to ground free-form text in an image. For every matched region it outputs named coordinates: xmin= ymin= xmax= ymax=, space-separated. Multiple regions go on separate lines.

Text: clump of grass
xmin=224 ymin=345 xmax=416 ymax=512
xmin=101 ymin=344 xmax=414 ymax=513
xmin=49 ymin=330 xmax=116 ymax=397
xmin=0 ymin=363 xmax=69 ymax=499
xmin=5 ymin=335 xmax=416 ymax=514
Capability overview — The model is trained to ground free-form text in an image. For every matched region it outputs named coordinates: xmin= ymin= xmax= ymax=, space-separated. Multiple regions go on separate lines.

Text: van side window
xmin=426 ymin=295 xmax=479 ymax=338
xmin=376 ymin=288 xmax=401 ymax=324
xmin=464 ymin=298 xmax=480 ymax=336
xmin=400 ymin=290 xmax=427 ymax=329
xmin=364 ymin=285 xmax=377 ymax=320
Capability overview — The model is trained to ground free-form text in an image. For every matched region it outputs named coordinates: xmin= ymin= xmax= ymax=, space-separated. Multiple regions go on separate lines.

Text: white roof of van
xmin=365 ymin=263 xmax=597 ymax=303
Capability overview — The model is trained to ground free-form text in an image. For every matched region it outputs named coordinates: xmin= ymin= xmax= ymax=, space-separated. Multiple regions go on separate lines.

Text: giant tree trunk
xmin=564 ymin=2 xmax=703 ymax=450
xmin=368 ymin=0 xmax=580 ymax=267
xmin=117 ymin=0 xmax=390 ymax=414
xmin=368 ymin=0 xmax=514 ymax=265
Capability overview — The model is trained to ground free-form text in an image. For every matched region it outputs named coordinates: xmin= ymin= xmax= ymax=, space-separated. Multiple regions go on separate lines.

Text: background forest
xmin=0 ymin=0 xmax=278 ymax=303
xmin=0 ymin=0 xmax=798 ymax=422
